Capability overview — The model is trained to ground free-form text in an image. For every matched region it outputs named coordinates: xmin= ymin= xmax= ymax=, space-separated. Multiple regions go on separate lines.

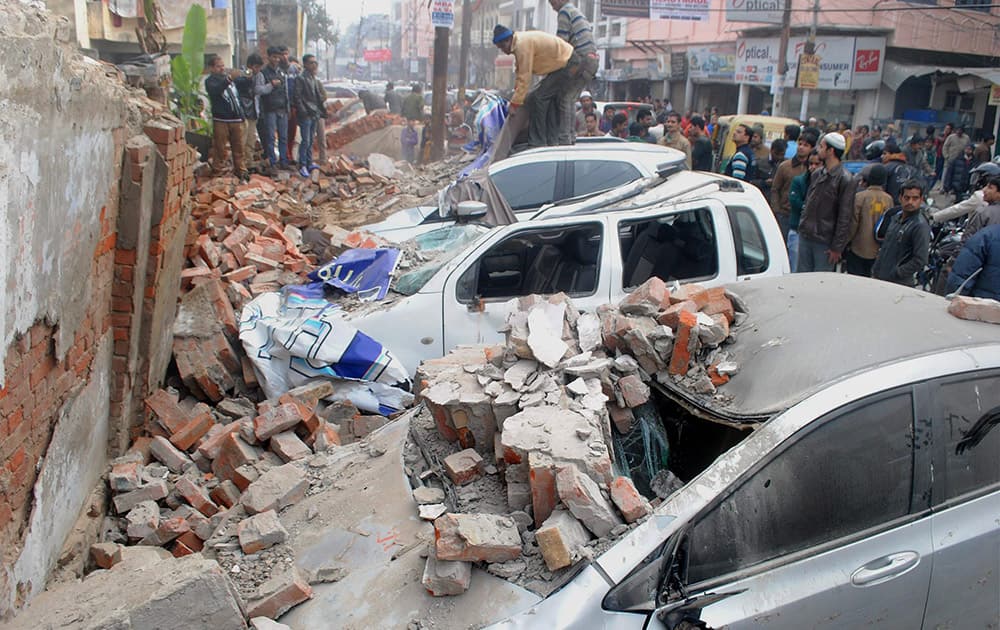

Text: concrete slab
xmin=279 ymin=415 xmax=540 ymax=629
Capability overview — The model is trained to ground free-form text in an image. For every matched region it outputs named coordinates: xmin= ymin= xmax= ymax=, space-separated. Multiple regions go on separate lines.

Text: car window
xmin=928 ymin=372 xmax=1000 ymax=504
xmin=685 ymin=391 xmax=915 ymax=586
xmin=455 ymin=223 xmax=602 ymax=301
xmin=572 ymin=160 xmax=642 ymax=197
xmin=619 ymin=207 xmax=718 ymax=289
xmin=491 ymin=162 xmax=560 ymax=211
xmin=727 ymin=205 xmax=769 ymax=275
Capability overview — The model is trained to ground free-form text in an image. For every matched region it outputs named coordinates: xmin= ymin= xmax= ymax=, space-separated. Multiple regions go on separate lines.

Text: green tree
xmin=302 ymin=0 xmax=339 ymax=46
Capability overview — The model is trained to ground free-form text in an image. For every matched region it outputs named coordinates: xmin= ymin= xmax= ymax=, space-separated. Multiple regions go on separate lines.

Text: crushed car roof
xmin=664 ymin=272 xmax=1000 ymax=420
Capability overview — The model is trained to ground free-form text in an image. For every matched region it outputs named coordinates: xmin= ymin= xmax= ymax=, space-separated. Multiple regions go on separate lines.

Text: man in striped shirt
xmin=549 ymin=0 xmax=598 ymax=145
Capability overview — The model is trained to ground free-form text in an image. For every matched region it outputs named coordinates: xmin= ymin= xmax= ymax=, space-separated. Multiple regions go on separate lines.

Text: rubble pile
xmin=409 ymin=277 xmax=745 ymax=596
xmin=97 ymin=379 xmax=393 ymax=623
xmin=324 ymin=110 xmax=404 ymax=153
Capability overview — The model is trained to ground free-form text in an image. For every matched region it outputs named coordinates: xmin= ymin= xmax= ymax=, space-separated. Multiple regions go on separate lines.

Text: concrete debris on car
xmin=406 ymin=277 xmax=744 ymax=597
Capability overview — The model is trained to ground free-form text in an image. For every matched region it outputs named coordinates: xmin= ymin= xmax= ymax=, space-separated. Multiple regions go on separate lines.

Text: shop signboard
xmin=725 ymin=0 xmax=783 ymax=24
xmin=651 ymin=0 xmax=711 ymax=21
xmin=736 ymin=35 xmax=885 ymax=90
xmin=796 ymin=53 xmax=820 ymax=89
xmin=687 ymin=44 xmax=737 ymax=82
xmin=601 ymin=0 xmax=651 ymax=17
xmin=990 ymin=84 xmax=1000 ymax=106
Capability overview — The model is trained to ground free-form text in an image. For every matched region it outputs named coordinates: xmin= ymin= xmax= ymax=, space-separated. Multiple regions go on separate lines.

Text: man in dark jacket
xmin=254 ymin=46 xmax=289 ymax=172
xmin=205 ymin=54 xmax=247 ymax=179
xmin=796 ymin=132 xmax=856 ymax=272
xmin=234 ymin=53 xmax=263 ymax=172
xmin=872 ymin=180 xmax=931 ymax=286
xmin=293 ymin=54 xmax=327 ymax=177
xmin=943 ymin=144 xmax=976 ymax=202
xmin=946 ymin=223 xmax=1000 ymax=300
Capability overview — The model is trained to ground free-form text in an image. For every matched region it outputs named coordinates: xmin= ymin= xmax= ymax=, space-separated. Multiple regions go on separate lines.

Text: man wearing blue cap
xmin=493 ymin=24 xmax=574 ymax=148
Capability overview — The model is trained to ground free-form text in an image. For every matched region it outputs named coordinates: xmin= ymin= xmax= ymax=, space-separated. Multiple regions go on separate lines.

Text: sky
xmin=329 ymin=0 xmax=393 ymax=31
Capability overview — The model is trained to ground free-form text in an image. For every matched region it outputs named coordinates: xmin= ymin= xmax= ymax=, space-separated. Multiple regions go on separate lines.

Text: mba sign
xmin=726 ymin=0 xmax=783 ymax=24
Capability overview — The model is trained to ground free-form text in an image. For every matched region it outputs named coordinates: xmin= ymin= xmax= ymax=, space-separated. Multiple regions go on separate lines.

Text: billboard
xmin=363 ymin=48 xmax=392 ymax=63
xmin=725 ymin=0 xmax=783 ymax=24
xmin=736 ymin=35 xmax=885 ymax=90
xmin=431 ymin=0 xmax=455 ymax=28
xmin=601 ymin=0 xmax=651 ymax=17
xmin=687 ymin=44 xmax=737 ymax=82
xmin=651 ymin=0 xmax=711 ymax=21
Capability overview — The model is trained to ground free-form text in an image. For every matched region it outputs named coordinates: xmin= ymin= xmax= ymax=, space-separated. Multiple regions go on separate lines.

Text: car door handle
xmin=851 ymin=551 xmax=920 ymax=587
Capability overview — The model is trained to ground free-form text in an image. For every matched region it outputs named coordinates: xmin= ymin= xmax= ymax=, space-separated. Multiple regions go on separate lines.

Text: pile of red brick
xmin=325 ymin=111 xmax=405 ymax=153
xmin=98 ymin=379 xmax=394 ymax=620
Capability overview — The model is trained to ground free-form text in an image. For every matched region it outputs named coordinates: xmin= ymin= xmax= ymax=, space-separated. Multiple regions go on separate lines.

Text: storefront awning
xmin=883 ymin=60 xmax=1000 ymax=91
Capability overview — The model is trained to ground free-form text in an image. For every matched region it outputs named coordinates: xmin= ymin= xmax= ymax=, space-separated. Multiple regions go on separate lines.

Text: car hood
xmin=278 ymin=413 xmax=543 ymax=628
xmin=364 ymin=205 xmax=438 ymax=235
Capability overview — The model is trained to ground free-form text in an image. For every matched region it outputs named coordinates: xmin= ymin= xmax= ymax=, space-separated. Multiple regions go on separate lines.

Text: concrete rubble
xmin=408 ymin=278 xmax=746 ymax=597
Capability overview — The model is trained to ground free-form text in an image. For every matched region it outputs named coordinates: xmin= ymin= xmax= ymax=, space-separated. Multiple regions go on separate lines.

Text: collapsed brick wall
xmin=0 ymin=5 xmax=195 ymax=614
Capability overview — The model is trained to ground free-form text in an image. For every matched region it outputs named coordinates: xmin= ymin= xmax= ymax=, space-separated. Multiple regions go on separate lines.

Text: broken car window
xmin=685 ymin=391 xmax=914 ymax=586
xmin=620 ymin=207 xmax=718 ymax=289
xmin=456 ymin=223 xmax=602 ymax=301
xmin=929 ymin=372 xmax=1000 ymax=504
xmin=395 ymin=224 xmax=490 ymax=295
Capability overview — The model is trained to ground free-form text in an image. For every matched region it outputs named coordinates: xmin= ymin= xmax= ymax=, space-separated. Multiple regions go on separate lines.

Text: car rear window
xmin=572 ymin=161 xmax=642 ymax=197
xmin=491 ymin=161 xmax=559 ymax=211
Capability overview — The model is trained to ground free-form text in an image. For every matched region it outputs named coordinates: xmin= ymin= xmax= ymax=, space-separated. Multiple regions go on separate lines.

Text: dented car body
xmin=347 ymin=170 xmax=789 ymax=375
xmin=313 ymin=274 xmax=998 ymax=628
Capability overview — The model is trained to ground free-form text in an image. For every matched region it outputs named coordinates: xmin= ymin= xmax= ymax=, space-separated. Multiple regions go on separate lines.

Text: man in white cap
xmin=575 ymin=90 xmax=596 ymax=135
xmin=796 ymin=131 xmax=857 ymax=272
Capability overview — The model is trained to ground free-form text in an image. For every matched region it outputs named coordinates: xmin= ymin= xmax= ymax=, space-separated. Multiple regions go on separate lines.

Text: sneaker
xmin=308 ymin=163 xmax=321 ymax=172
xmin=299 ymin=166 xmax=310 ymax=178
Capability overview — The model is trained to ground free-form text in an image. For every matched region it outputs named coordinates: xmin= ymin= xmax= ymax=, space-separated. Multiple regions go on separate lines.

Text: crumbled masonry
xmin=412 ymin=277 xmax=745 ymax=596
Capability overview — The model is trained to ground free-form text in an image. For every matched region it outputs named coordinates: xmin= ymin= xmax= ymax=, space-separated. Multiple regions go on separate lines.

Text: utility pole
xmin=430 ymin=26 xmax=449 ymax=161
xmin=799 ymin=0 xmax=819 ymax=122
xmin=772 ymin=0 xmax=791 ymax=117
xmin=458 ymin=0 xmax=472 ymax=102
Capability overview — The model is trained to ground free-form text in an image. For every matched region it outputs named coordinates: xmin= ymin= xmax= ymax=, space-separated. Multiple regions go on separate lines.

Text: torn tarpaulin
xmin=239 ymin=291 xmax=413 ymax=414
xmin=307 ymin=247 xmax=401 ymax=301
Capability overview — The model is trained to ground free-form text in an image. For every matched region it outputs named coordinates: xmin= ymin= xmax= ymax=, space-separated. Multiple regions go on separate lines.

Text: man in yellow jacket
xmin=493 ymin=24 xmax=575 ymax=148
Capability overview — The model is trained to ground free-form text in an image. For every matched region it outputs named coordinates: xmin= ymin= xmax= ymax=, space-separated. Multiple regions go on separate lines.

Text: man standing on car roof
xmin=549 ymin=0 xmax=598 ymax=145
xmin=493 ymin=24 xmax=575 ymax=148
xmin=796 ymin=132 xmax=856 ymax=272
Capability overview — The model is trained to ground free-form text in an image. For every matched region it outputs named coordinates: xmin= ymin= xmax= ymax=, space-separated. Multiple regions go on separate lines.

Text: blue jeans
xmin=796 ymin=236 xmax=835 ymax=272
xmin=261 ymin=111 xmax=289 ymax=166
xmin=787 ymin=229 xmax=799 ymax=273
xmin=298 ymin=117 xmax=317 ymax=167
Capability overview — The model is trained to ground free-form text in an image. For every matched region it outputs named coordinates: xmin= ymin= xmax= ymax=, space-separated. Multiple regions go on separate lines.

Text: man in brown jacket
xmin=493 ymin=24 xmax=574 ymax=148
xmin=846 ymin=164 xmax=892 ymax=277
xmin=796 ymin=132 xmax=857 ymax=272
xmin=770 ymin=130 xmax=817 ymax=240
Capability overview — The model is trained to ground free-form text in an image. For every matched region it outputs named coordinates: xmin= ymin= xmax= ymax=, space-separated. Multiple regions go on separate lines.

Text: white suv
xmin=362 ymin=142 xmax=686 ymax=242
xmin=345 ymin=170 xmax=788 ymax=375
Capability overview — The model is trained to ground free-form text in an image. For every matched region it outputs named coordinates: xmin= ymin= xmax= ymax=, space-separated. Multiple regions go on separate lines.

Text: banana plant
xmin=170 ymin=4 xmax=211 ymax=136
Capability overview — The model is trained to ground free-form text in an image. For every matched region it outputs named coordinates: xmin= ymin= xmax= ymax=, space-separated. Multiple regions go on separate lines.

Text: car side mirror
xmin=455 ymin=201 xmax=488 ymax=223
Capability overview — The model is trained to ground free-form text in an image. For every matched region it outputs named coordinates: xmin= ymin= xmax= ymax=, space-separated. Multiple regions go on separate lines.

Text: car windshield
xmin=394 ymin=224 xmax=490 ymax=295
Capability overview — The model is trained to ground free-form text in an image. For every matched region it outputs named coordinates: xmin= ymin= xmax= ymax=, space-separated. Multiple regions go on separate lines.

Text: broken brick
xmin=149 ymin=436 xmax=193 ymax=473
xmin=658 ymin=300 xmax=698 ymax=330
xmin=139 ymin=517 xmax=190 ymax=546
xmin=269 ymin=431 xmax=312 ymax=462
xmin=669 ymin=283 xmax=709 ymax=308
xmin=948 ymin=295 xmax=1000 ymax=324
xmin=536 ymin=510 xmax=591 ymax=571
xmin=608 ymin=404 xmax=634 ymax=434
xmin=169 ymin=412 xmax=215 ymax=451
xmin=144 ymin=389 xmax=188 ymax=433
xmin=109 ymin=460 xmax=142 ymax=493
xmin=422 ymin=555 xmax=472 ymax=596
xmin=434 ymin=513 xmax=521 ymax=563
xmin=254 ymin=403 xmax=306 ymax=441
xmin=619 ymin=276 xmax=668 ymax=317
xmin=174 ymin=477 xmax=220 ymax=517
xmin=556 ymin=465 xmax=623 ymax=537
xmin=90 ymin=542 xmax=123 ymax=569
xmin=245 ymin=570 xmax=313 ymax=620
xmin=212 ymin=433 xmax=259 ymax=484
xmin=238 ymin=510 xmax=289 ymax=553
xmin=209 ymin=480 xmax=242 ymax=509
xmin=241 ymin=463 xmax=308 ymax=515
xmin=617 ymin=374 xmax=650 ymax=408
xmin=668 ymin=310 xmax=699 ymax=376
xmin=443 ymin=449 xmax=484 ymax=486
xmin=609 ymin=476 xmax=653 ymax=523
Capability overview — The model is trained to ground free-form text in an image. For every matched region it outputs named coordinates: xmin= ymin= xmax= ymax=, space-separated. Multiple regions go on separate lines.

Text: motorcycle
xmin=920 ymin=217 xmax=965 ymax=295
